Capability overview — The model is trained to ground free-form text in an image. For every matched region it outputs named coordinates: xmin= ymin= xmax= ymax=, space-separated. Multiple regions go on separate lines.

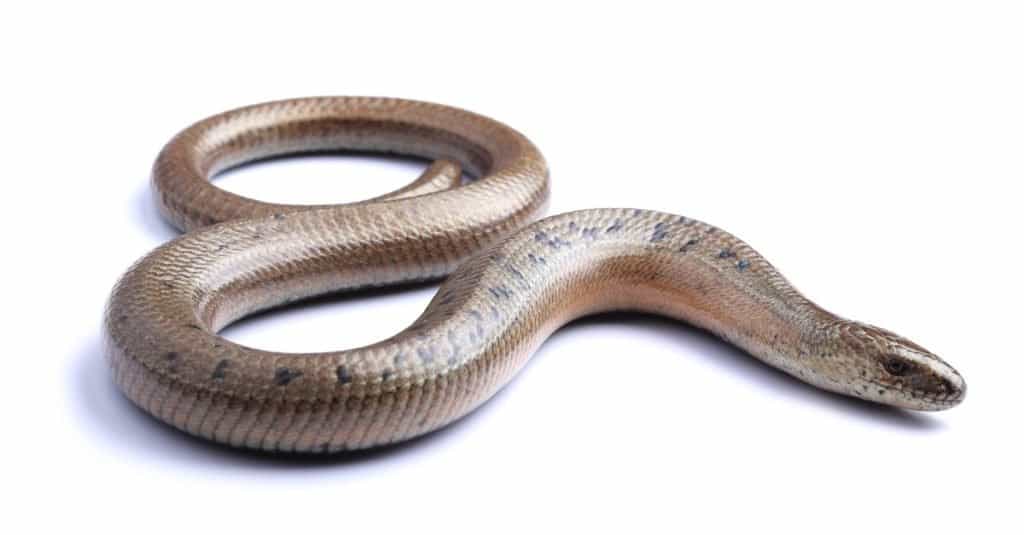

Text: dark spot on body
xmin=393 ymin=353 xmax=406 ymax=367
xmin=274 ymin=367 xmax=302 ymax=386
xmin=650 ymin=221 xmax=670 ymax=242
xmin=736 ymin=259 xmax=750 ymax=271
xmin=488 ymin=286 xmax=511 ymax=299
xmin=718 ymin=249 xmax=736 ymax=259
xmin=605 ymin=219 xmax=624 ymax=233
xmin=381 ymin=369 xmax=393 ymax=381
xmin=273 ymin=213 xmax=285 ymax=220
xmin=336 ymin=365 xmax=352 ymax=385
xmin=678 ymin=239 xmax=699 ymax=253
xmin=164 ymin=352 xmax=180 ymax=373
xmin=535 ymin=231 xmax=569 ymax=249
xmin=212 ymin=359 xmax=231 ymax=380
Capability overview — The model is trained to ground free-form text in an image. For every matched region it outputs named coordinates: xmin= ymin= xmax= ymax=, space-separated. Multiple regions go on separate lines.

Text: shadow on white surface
xmin=135 ymin=181 xmax=179 ymax=241
xmin=560 ymin=313 xmax=945 ymax=431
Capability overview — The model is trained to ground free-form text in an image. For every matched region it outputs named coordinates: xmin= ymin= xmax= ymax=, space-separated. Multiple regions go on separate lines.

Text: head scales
xmin=825 ymin=320 xmax=965 ymax=410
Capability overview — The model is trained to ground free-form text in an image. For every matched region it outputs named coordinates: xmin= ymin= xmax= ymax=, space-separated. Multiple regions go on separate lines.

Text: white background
xmin=5 ymin=1 xmax=1022 ymax=533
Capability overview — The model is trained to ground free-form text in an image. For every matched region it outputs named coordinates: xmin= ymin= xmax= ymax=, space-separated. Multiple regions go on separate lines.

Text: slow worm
xmin=103 ymin=97 xmax=965 ymax=453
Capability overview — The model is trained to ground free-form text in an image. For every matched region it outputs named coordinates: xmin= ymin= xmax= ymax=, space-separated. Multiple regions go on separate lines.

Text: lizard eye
xmin=884 ymin=357 xmax=909 ymax=376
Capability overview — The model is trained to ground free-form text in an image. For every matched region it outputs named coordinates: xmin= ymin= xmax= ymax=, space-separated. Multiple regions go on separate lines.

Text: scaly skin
xmin=103 ymin=96 xmax=964 ymax=453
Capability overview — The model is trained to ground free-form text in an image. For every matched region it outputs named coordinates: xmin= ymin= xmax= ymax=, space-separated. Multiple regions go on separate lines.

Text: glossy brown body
xmin=104 ymin=97 xmax=964 ymax=453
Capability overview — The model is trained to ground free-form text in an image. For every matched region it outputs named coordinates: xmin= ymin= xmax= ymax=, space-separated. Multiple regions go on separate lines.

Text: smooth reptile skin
xmin=103 ymin=96 xmax=965 ymax=453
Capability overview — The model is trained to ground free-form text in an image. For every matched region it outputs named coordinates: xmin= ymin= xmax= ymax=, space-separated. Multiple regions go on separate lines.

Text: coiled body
xmin=104 ymin=97 xmax=964 ymax=453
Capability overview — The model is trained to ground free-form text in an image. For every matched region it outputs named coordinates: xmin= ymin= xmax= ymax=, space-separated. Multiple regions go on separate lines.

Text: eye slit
xmin=884 ymin=357 xmax=909 ymax=376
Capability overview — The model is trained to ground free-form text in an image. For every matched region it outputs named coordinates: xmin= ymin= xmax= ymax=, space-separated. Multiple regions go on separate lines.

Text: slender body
xmin=104 ymin=97 xmax=964 ymax=453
